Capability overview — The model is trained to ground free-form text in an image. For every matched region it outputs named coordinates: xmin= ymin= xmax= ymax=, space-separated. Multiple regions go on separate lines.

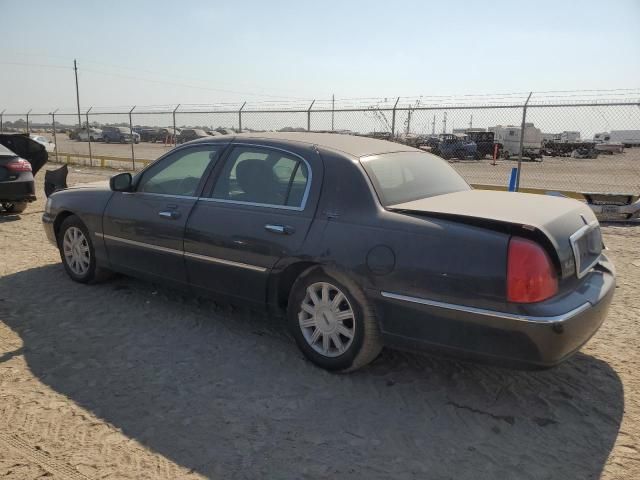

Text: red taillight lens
xmin=507 ymin=237 xmax=558 ymax=303
xmin=6 ymin=158 xmax=32 ymax=172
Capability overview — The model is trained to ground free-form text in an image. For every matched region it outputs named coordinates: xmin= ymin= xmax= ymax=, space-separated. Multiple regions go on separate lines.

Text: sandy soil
xmin=0 ymin=166 xmax=639 ymax=479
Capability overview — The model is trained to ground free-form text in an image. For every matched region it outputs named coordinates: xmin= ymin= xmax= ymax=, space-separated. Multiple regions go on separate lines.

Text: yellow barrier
xmin=53 ymin=152 xmax=152 ymax=170
xmin=470 ymin=184 xmax=586 ymax=200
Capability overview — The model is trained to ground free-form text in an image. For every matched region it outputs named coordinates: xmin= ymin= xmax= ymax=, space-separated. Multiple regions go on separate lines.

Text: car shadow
xmin=0 ymin=265 xmax=623 ymax=479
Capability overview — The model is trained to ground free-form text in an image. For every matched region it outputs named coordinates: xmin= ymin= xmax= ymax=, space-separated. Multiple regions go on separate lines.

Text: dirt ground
xmin=0 ymin=166 xmax=639 ymax=479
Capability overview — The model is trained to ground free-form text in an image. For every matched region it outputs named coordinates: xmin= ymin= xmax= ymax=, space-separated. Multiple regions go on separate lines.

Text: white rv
xmin=593 ymin=130 xmax=640 ymax=147
xmin=489 ymin=123 xmax=543 ymax=160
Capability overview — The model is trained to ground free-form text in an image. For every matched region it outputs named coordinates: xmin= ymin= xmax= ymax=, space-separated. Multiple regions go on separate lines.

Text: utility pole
xmin=74 ymin=59 xmax=82 ymax=128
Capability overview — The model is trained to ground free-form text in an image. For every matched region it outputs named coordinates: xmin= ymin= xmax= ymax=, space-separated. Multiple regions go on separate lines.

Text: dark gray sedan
xmin=42 ymin=133 xmax=615 ymax=372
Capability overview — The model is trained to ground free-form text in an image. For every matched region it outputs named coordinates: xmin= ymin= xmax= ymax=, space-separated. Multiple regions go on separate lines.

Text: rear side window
xmin=210 ymin=146 xmax=309 ymax=208
xmin=360 ymin=152 xmax=470 ymax=206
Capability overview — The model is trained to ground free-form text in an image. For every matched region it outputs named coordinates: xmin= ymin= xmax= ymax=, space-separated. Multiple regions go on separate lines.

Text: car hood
xmin=0 ymin=133 xmax=48 ymax=175
xmin=389 ymin=189 xmax=600 ymax=279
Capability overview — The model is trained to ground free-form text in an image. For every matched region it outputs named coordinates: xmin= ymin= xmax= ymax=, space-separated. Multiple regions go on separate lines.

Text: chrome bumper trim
xmin=380 ymin=291 xmax=591 ymax=324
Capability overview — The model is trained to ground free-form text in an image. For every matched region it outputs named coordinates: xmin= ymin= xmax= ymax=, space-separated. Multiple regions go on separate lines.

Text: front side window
xmin=137 ymin=146 xmax=220 ymax=196
xmin=210 ymin=146 xmax=309 ymax=208
xmin=361 ymin=151 xmax=470 ymax=206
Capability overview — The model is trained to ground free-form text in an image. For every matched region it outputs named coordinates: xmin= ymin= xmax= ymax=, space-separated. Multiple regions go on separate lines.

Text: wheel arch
xmin=271 ymin=260 xmax=319 ymax=312
xmin=53 ymin=210 xmax=77 ymax=240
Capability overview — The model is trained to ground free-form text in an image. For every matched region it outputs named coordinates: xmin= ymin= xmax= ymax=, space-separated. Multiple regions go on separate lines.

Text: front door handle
xmin=159 ymin=210 xmax=180 ymax=219
xmin=265 ymin=224 xmax=294 ymax=235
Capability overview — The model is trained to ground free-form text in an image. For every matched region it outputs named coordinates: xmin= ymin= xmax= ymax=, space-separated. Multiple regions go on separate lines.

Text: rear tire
xmin=57 ymin=215 xmax=111 ymax=284
xmin=288 ymin=266 xmax=382 ymax=372
xmin=2 ymin=201 xmax=28 ymax=213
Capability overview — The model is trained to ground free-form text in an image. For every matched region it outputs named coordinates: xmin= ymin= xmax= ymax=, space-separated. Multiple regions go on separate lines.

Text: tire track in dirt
xmin=0 ymin=431 xmax=91 ymax=480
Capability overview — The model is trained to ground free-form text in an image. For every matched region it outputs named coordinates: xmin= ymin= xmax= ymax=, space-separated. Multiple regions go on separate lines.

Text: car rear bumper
xmin=0 ymin=177 xmax=36 ymax=202
xmin=374 ymin=256 xmax=615 ymax=368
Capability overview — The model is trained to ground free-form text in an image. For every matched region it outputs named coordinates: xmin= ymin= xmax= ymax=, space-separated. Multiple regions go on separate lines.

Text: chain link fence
xmin=2 ymin=92 xmax=639 ymax=194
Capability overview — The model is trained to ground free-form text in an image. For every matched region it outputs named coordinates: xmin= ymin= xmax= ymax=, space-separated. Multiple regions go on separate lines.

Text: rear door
xmin=184 ymin=142 xmax=321 ymax=303
xmin=102 ymin=143 xmax=227 ymax=283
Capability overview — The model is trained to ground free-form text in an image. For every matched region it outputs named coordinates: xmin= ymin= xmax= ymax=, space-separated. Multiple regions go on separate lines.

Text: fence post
xmin=51 ymin=110 xmax=59 ymax=163
xmin=331 ymin=94 xmax=335 ymax=131
xmin=0 ymin=110 xmax=4 ymax=133
xmin=515 ymin=92 xmax=533 ymax=191
xmin=86 ymin=107 xmax=93 ymax=167
xmin=26 ymin=109 xmax=32 ymax=133
xmin=172 ymin=104 xmax=180 ymax=147
xmin=391 ymin=97 xmax=399 ymax=137
xmin=307 ymin=100 xmax=315 ymax=132
xmin=129 ymin=106 xmax=136 ymax=171
xmin=238 ymin=102 xmax=246 ymax=132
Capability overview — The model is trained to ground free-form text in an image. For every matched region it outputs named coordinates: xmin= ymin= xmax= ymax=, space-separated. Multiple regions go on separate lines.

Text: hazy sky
xmin=1 ymin=0 xmax=639 ymax=112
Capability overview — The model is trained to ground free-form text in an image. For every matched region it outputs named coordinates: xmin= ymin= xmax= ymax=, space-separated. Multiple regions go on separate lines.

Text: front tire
xmin=288 ymin=267 xmax=382 ymax=372
xmin=57 ymin=215 xmax=109 ymax=283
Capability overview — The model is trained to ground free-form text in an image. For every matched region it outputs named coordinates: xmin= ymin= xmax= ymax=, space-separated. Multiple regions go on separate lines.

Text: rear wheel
xmin=2 ymin=201 xmax=28 ymax=213
xmin=288 ymin=267 xmax=382 ymax=372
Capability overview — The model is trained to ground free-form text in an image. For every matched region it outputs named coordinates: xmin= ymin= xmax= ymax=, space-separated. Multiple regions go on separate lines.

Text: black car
xmin=466 ymin=131 xmax=501 ymax=159
xmin=42 ymin=133 xmax=615 ymax=372
xmin=102 ymin=126 xmax=140 ymax=144
xmin=1 ymin=133 xmax=47 ymax=213
xmin=177 ymin=128 xmax=212 ymax=144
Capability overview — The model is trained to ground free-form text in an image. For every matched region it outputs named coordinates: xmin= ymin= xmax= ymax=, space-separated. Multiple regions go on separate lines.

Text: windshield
xmin=360 ymin=151 xmax=470 ymax=206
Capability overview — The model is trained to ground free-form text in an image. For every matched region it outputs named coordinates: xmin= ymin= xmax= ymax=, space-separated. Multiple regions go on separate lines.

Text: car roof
xmin=190 ymin=131 xmax=418 ymax=157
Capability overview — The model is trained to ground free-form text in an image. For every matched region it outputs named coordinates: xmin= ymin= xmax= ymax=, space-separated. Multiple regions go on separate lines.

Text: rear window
xmin=360 ymin=151 xmax=470 ymax=206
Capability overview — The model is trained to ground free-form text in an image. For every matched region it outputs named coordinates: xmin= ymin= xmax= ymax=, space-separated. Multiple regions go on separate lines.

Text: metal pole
xmin=307 ymin=100 xmax=315 ymax=132
xmin=469 ymin=114 xmax=473 ymax=129
xmin=442 ymin=112 xmax=447 ymax=133
xmin=26 ymin=109 xmax=32 ymax=133
xmin=406 ymin=104 xmax=412 ymax=135
xmin=51 ymin=110 xmax=59 ymax=163
xmin=86 ymin=107 xmax=93 ymax=167
xmin=431 ymin=114 xmax=435 ymax=135
xmin=238 ymin=102 xmax=246 ymax=133
xmin=0 ymin=109 xmax=4 ymax=133
xmin=172 ymin=104 xmax=180 ymax=147
xmin=331 ymin=94 xmax=335 ymax=131
xmin=74 ymin=59 xmax=82 ymax=128
xmin=391 ymin=97 xmax=399 ymax=137
xmin=129 ymin=106 xmax=136 ymax=171
xmin=515 ymin=92 xmax=533 ymax=191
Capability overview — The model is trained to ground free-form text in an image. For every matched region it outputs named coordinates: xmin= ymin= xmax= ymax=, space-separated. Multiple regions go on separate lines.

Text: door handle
xmin=265 ymin=224 xmax=294 ymax=235
xmin=159 ymin=210 xmax=180 ymax=219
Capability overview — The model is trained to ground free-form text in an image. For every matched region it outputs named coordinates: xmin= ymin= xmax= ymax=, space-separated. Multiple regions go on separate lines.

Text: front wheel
xmin=57 ymin=215 xmax=110 ymax=283
xmin=288 ymin=267 xmax=382 ymax=372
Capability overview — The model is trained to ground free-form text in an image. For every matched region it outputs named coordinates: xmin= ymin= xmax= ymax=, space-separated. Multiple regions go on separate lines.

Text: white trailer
xmin=489 ymin=123 xmax=543 ymax=160
xmin=594 ymin=130 xmax=640 ymax=147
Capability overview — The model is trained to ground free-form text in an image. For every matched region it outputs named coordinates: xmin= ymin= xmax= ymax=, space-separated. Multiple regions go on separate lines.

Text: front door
xmin=102 ymin=143 xmax=225 ymax=283
xmin=184 ymin=143 xmax=320 ymax=303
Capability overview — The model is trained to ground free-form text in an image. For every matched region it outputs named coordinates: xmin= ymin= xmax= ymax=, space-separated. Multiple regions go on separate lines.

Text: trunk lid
xmin=389 ymin=189 xmax=602 ymax=280
xmin=0 ymin=133 xmax=48 ymax=175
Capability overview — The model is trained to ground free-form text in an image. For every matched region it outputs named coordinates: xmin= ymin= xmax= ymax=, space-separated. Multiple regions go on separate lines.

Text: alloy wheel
xmin=62 ymin=226 xmax=91 ymax=276
xmin=298 ymin=282 xmax=356 ymax=358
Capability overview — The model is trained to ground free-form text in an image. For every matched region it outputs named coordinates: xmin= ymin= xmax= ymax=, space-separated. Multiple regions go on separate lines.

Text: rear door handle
xmin=159 ymin=210 xmax=180 ymax=219
xmin=265 ymin=224 xmax=294 ymax=235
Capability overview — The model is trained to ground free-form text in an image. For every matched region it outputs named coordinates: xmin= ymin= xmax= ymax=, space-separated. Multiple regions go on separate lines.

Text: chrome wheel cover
xmin=62 ymin=226 xmax=91 ymax=276
xmin=298 ymin=282 xmax=355 ymax=358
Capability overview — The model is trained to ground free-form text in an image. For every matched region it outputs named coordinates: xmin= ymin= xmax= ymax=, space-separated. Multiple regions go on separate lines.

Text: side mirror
xmin=110 ymin=172 xmax=133 ymax=192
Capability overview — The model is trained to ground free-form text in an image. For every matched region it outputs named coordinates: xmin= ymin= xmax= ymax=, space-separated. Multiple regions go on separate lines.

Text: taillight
xmin=507 ymin=237 xmax=558 ymax=303
xmin=6 ymin=158 xmax=32 ymax=172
